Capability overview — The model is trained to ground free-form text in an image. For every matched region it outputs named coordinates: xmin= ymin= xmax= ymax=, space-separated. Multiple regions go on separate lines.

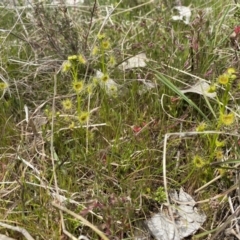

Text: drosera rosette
xmin=216 ymin=67 xmax=238 ymax=118
xmin=192 ymin=155 xmax=206 ymax=169
xmin=214 ymin=149 xmax=224 ymax=161
xmin=91 ymin=32 xmax=117 ymax=75
xmin=61 ymin=54 xmax=87 ymax=80
xmin=215 ymin=139 xmax=225 ymax=148
xmin=67 ymin=54 xmax=87 ymax=65
xmin=217 ymin=73 xmax=230 ymax=85
xmin=78 ymin=111 xmax=90 ymax=124
xmin=226 ymin=67 xmax=237 ymax=79
xmin=89 ymin=32 xmax=119 ymax=96
xmin=61 ymin=98 xmax=73 ymax=112
xmin=61 ymin=54 xmax=91 ymax=126
xmin=219 ymin=112 xmax=235 ymax=126
xmin=108 ymin=55 xmax=116 ymax=67
xmin=62 ymin=60 xmax=72 ymax=73
xmin=95 ymin=70 xmax=119 ymax=97
xmin=101 ymin=73 xmax=110 ymax=83
xmin=101 ymin=39 xmax=111 ymax=50
xmin=207 ymin=84 xmax=216 ymax=94
xmin=0 ymin=81 xmax=8 ymax=92
xmin=0 ymin=75 xmax=10 ymax=100
xmin=97 ymin=33 xmax=106 ymax=41
xmin=92 ymin=45 xmax=99 ymax=56
xmin=193 ymin=67 xmax=238 ymax=176
xmin=78 ymin=54 xmax=87 ymax=65
xmin=214 ymin=140 xmax=226 ymax=161
xmin=72 ymin=80 xmax=84 ymax=94
xmin=0 ymin=81 xmax=8 ymax=91
xmin=217 ymin=67 xmax=237 ymax=86
xmin=196 ymin=122 xmax=207 ymax=132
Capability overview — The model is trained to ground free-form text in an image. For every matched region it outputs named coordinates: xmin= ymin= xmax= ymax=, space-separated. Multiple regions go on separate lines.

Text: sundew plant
xmin=1 ymin=0 xmax=240 ymax=239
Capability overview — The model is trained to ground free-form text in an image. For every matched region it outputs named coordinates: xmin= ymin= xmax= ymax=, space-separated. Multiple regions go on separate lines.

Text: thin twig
xmin=51 ymin=74 xmax=59 ymax=197
xmin=0 ymin=222 xmax=34 ymax=240
xmin=86 ymin=92 xmax=91 ymax=154
xmin=195 ymin=175 xmax=222 ymax=193
xmin=0 ymin=234 xmax=16 ymax=240
xmin=52 ymin=201 xmax=109 ymax=240
xmin=83 ymin=0 xmax=97 ymax=51
xmin=210 ymin=206 xmax=240 ymax=240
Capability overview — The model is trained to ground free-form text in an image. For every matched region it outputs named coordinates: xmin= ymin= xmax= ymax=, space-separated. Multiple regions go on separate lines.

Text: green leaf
xmin=155 ymin=72 xmax=209 ymax=121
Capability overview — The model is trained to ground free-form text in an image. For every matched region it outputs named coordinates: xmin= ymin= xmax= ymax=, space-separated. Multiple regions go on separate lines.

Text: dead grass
xmin=1 ymin=0 xmax=240 ymax=239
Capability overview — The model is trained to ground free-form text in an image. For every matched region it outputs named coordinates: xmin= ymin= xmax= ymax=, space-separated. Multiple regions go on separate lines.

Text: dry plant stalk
xmin=52 ymin=201 xmax=109 ymax=240
xmin=0 ymin=222 xmax=34 ymax=240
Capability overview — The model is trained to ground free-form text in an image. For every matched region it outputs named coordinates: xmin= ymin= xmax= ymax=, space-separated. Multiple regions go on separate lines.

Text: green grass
xmin=0 ymin=0 xmax=240 ymax=239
